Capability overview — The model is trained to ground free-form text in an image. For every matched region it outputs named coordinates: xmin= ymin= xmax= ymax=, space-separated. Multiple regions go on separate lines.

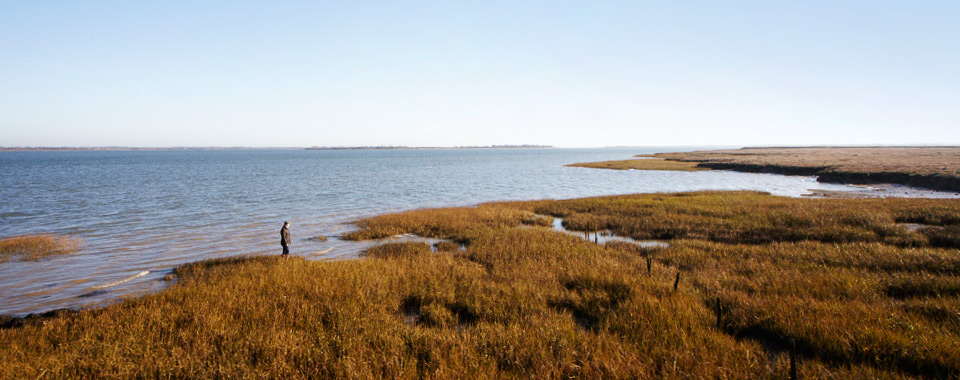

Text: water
xmin=547 ymin=217 xmax=671 ymax=249
xmin=0 ymin=147 xmax=956 ymax=316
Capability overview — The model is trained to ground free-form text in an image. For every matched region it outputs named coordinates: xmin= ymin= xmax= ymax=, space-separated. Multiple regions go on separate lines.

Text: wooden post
xmin=646 ymin=256 xmax=652 ymax=274
xmin=715 ymin=297 xmax=722 ymax=328
xmin=594 ymin=231 xmax=598 ymax=244
xmin=673 ymin=271 xmax=680 ymax=291
xmin=790 ymin=338 xmax=798 ymax=380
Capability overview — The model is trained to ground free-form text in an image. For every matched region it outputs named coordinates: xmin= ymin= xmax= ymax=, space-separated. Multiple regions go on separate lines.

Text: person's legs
xmin=282 ymin=245 xmax=289 ymax=255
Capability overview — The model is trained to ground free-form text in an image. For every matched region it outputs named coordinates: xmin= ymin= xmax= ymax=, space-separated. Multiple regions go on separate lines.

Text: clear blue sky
xmin=1 ymin=1 xmax=958 ymax=147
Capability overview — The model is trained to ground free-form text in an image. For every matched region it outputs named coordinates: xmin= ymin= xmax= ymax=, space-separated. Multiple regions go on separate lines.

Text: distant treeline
xmin=305 ymin=145 xmax=552 ymax=150
xmin=2 ymin=145 xmax=553 ymax=152
xmin=0 ymin=147 xmax=301 ymax=151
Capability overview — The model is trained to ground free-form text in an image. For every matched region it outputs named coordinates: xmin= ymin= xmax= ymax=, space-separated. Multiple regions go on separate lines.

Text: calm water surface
xmin=1 ymin=148 xmax=955 ymax=315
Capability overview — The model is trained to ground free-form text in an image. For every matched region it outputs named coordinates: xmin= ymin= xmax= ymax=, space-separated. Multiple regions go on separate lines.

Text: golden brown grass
xmin=652 ymin=147 xmax=960 ymax=192
xmin=0 ymin=234 xmax=82 ymax=263
xmin=2 ymin=192 xmax=959 ymax=379
xmin=653 ymin=147 xmax=960 ymax=176
xmin=566 ymin=158 xmax=707 ymax=171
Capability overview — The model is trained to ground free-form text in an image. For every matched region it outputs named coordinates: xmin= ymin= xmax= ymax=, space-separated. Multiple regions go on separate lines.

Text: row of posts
xmin=580 ymin=227 xmax=800 ymax=379
xmin=649 ymin=257 xmax=799 ymax=380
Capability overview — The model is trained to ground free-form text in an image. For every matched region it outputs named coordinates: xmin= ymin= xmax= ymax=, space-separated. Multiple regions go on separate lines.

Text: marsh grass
xmin=1 ymin=192 xmax=958 ymax=379
xmin=654 ymin=147 xmax=960 ymax=177
xmin=566 ymin=158 xmax=707 ymax=171
xmin=653 ymin=147 xmax=960 ymax=192
xmin=0 ymin=234 xmax=82 ymax=263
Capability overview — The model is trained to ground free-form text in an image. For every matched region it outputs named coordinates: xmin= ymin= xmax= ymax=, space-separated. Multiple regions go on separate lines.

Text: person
xmin=280 ymin=221 xmax=291 ymax=256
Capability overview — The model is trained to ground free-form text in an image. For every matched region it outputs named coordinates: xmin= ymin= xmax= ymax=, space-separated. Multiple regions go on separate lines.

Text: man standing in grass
xmin=280 ymin=221 xmax=291 ymax=256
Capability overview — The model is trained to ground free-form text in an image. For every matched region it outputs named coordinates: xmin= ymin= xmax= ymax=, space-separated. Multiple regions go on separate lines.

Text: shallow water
xmin=1 ymin=147 xmax=957 ymax=315
xmin=549 ymin=217 xmax=670 ymax=248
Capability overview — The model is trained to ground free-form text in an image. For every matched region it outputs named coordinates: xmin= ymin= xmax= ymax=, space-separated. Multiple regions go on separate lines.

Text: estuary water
xmin=0 ymin=147 xmax=955 ymax=316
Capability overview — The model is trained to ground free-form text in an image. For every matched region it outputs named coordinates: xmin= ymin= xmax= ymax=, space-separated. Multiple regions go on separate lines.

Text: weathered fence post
xmin=646 ymin=255 xmax=652 ymax=274
xmin=594 ymin=231 xmax=598 ymax=244
xmin=790 ymin=338 xmax=798 ymax=380
xmin=673 ymin=271 xmax=680 ymax=291
xmin=715 ymin=297 xmax=722 ymax=328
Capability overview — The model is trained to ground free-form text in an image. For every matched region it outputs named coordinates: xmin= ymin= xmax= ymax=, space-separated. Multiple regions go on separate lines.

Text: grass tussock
xmin=0 ymin=234 xmax=82 ymax=263
xmin=364 ymin=242 xmax=432 ymax=259
xmin=1 ymin=191 xmax=959 ymax=379
xmin=566 ymin=158 xmax=707 ymax=171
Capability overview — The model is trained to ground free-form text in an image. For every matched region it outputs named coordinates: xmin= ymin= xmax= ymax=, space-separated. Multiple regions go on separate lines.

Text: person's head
xmin=284 ymin=221 xmax=290 ymax=227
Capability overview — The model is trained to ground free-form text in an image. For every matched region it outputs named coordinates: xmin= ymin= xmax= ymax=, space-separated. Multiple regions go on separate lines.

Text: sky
xmin=1 ymin=1 xmax=958 ymax=148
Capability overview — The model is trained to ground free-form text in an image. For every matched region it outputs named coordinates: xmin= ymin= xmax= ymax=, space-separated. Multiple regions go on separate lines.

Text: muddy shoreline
xmin=694 ymin=161 xmax=960 ymax=193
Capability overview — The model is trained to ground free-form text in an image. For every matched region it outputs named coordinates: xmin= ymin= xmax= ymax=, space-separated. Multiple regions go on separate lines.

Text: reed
xmin=0 ymin=234 xmax=82 ymax=263
xmin=1 ymin=192 xmax=957 ymax=379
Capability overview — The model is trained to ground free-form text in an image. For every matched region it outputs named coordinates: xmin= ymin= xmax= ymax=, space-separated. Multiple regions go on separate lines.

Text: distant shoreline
xmin=0 ymin=147 xmax=301 ymax=152
xmin=571 ymin=146 xmax=960 ymax=193
xmin=305 ymin=145 xmax=552 ymax=151
xmin=0 ymin=145 xmax=553 ymax=152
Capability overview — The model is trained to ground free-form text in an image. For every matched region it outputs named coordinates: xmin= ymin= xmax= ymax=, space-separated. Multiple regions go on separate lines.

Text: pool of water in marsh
xmin=1 ymin=147 xmax=957 ymax=316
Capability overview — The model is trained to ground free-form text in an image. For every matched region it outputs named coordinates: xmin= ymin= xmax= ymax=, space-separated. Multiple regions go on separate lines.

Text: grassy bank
xmin=650 ymin=147 xmax=960 ymax=192
xmin=2 ymin=192 xmax=959 ymax=378
xmin=0 ymin=234 xmax=81 ymax=263
xmin=566 ymin=158 xmax=706 ymax=171
xmin=567 ymin=147 xmax=960 ymax=192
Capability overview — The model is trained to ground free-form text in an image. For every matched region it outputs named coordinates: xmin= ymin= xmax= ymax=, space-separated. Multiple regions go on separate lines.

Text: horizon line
xmin=3 ymin=144 xmax=960 ymax=152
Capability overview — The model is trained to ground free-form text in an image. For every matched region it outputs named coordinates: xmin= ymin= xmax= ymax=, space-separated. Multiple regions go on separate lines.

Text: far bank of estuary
xmin=572 ymin=147 xmax=960 ymax=193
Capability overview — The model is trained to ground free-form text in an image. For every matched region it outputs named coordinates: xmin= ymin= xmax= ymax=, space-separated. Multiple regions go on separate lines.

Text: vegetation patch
xmin=550 ymin=275 xmax=633 ymax=330
xmin=885 ymin=276 xmax=960 ymax=299
xmin=0 ymin=234 xmax=82 ymax=263
xmin=363 ymin=242 xmax=432 ymax=259
xmin=566 ymin=158 xmax=707 ymax=171
xmin=920 ymin=225 xmax=960 ymax=249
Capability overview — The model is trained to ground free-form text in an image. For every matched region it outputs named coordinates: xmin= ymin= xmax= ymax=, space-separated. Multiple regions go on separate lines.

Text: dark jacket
xmin=280 ymin=226 xmax=291 ymax=246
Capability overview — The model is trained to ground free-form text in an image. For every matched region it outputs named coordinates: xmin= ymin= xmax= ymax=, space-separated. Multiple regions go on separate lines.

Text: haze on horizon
xmin=1 ymin=1 xmax=958 ymax=148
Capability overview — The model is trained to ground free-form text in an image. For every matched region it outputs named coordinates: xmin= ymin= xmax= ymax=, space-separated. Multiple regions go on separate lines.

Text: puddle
xmin=896 ymin=223 xmax=934 ymax=232
xmin=400 ymin=297 xmax=421 ymax=325
xmin=402 ymin=307 xmax=420 ymax=325
xmin=382 ymin=233 xmax=467 ymax=252
xmin=542 ymin=216 xmax=670 ymax=249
